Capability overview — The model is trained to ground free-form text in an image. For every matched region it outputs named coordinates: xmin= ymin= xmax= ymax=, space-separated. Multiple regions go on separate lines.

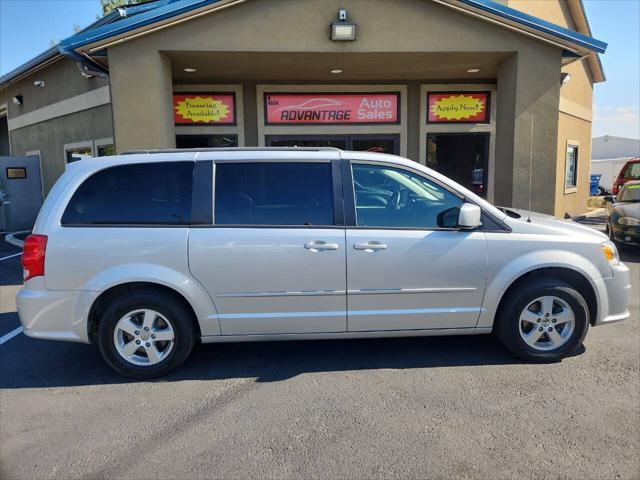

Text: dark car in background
xmin=613 ymin=158 xmax=640 ymax=195
xmin=606 ymin=180 xmax=640 ymax=247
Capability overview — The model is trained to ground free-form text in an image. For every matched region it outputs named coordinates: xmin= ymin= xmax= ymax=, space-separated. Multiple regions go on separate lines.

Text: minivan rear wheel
xmin=97 ymin=289 xmax=196 ymax=379
xmin=496 ymin=278 xmax=589 ymax=362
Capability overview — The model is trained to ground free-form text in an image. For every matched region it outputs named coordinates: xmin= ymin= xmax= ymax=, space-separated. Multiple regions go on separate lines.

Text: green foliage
xmin=101 ymin=0 xmax=146 ymax=16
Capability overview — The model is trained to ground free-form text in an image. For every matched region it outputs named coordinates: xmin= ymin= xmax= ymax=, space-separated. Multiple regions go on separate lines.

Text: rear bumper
xmin=593 ymin=263 xmax=631 ymax=326
xmin=16 ymin=277 xmax=98 ymax=343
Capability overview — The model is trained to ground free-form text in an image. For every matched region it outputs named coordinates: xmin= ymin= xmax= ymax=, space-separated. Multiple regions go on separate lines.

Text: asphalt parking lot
xmin=1 ymin=231 xmax=639 ymax=479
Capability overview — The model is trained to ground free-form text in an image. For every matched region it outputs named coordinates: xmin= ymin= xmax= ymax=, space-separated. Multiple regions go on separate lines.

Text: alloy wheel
xmin=518 ymin=296 xmax=575 ymax=351
xmin=113 ymin=309 xmax=175 ymax=366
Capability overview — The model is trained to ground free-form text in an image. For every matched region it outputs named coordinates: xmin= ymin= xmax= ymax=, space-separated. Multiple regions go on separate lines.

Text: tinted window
xmin=62 ymin=162 xmax=194 ymax=225
xmin=215 ymin=162 xmax=334 ymax=225
xmin=352 ymin=164 xmax=463 ymax=229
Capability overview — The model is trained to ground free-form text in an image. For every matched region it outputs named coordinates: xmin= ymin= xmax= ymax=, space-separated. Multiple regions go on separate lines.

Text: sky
xmin=0 ymin=0 xmax=639 ymax=139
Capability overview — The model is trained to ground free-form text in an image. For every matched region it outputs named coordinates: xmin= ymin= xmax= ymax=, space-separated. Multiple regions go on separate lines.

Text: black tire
xmin=495 ymin=278 xmax=589 ymax=362
xmin=97 ymin=288 xmax=196 ymax=379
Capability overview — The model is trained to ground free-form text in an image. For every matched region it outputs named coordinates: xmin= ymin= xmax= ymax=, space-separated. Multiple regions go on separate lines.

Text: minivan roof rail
xmin=122 ymin=147 xmax=344 ymax=155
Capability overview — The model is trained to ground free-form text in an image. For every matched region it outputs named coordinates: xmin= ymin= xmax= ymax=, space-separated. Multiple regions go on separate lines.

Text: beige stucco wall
xmin=507 ymin=0 xmax=576 ymax=29
xmin=555 ymin=112 xmax=592 ymax=218
xmin=107 ymin=0 xmax=565 ymax=213
xmin=508 ymin=0 xmax=597 ymax=215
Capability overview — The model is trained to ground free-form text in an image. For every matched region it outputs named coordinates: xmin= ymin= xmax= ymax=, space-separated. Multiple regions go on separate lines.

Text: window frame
xmin=209 ymin=159 xmax=344 ymax=228
xmin=60 ymin=161 xmax=196 ymax=228
xmin=343 ymin=159 xmax=509 ymax=232
xmin=64 ymin=140 xmax=94 ymax=164
xmin=564 ymin=141 xmax=579 ymax=194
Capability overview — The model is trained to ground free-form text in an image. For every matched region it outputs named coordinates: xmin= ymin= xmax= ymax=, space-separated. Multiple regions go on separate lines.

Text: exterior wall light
xmin=33 ymin=80 xmax=45 ymax=87
xmin=12 ymin=95 xmax=23 ymax=105
xmin=466 ymin=68 xmax=480 ymax=73
xmin=561 ymin=72 xmax=572 ymax=85
xmin=184 ymin=67 xmax=197 ymax=73
xmin=331 ymin=9 xmax=356 ymax=41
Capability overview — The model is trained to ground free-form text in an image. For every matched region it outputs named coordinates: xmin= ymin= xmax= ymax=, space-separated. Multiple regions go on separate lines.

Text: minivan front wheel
xmin=496 ymin=279 xmax=589 ymax=362
xmin=97 ymin=289 xmax=196 ymax=379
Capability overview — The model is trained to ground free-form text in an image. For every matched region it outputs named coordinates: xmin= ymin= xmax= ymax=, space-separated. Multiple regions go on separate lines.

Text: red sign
xmin=264 ymin=93 xmax=400 ymax=125
xmin=173 ymin=93 xmax=236 ymax=125
xmin=427 ymin=92 xmax=490 ymax=123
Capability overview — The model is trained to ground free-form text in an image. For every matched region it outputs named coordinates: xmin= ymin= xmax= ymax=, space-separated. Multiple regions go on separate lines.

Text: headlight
xmin=618 ymin=216 xmax=640 ymax=226
xmin=601 ymin=241 xmax=620 ymax=266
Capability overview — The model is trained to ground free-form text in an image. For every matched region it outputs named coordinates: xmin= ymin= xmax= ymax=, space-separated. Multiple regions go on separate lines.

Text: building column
xmin=496 ymin=47 xmax=562 ymax=214
xmin=109 ymin=49 xmax=175 ymax=153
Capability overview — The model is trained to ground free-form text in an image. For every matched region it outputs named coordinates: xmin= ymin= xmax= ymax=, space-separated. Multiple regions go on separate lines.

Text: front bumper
xmin=16 ymin=277 xmax=98 ymax=343
xmin=593 ymin=262 xmax=632 ymax=326
xmin=611 ymin=224 xmax=640 ymax=246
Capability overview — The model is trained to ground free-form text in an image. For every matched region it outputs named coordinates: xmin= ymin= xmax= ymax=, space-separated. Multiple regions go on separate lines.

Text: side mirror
xmin=603 ymin=195 xmax=615 ymax=203
xmin=458 ymin=203 xmax=482 ymax=229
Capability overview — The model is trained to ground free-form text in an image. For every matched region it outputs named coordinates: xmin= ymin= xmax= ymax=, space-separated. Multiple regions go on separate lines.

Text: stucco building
xmin=0 ymin=0 xmax=606 ymax=217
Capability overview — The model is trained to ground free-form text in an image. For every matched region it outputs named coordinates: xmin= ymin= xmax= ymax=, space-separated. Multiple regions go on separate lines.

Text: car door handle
xmin=353 ymin=241 xmax=388 ymax=251
xmin=304 ymin=241 xmax=339 ymax=252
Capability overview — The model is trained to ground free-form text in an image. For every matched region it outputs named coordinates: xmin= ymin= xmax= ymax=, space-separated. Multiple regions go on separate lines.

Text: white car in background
xmin=17 ymin=148 xmax=631 ymax=379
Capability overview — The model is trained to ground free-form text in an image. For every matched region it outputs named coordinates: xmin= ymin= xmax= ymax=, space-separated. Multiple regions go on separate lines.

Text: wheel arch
xmin=493 ymin=267 xmax=598 ymax=328
xmin=477 ymin=250 xmax=604 ymax=330
xmin=88 ymin=282 xmax=204 ymax=342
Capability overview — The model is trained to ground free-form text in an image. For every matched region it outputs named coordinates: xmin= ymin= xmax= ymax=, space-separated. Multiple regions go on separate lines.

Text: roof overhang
xmin=58 ymin=0 xmax=245 ymax=55
xmin=435 ymin=0 xmax=606 ymax=81
xmin=2 ymin=0 xmax=607 ymax=90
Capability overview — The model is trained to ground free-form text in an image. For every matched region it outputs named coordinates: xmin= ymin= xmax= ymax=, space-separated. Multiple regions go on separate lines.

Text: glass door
xmin=426 ymin=133 xmax=489 ymax=197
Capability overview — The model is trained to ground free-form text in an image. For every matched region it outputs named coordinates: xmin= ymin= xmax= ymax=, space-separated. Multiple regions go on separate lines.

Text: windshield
xmin=618 ymin=184 xmax=640 ymax=202
xmin=622 ymin=161 xmax=640 ymax=180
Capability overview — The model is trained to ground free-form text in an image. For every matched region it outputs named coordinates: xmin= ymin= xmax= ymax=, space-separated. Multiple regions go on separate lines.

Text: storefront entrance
xmin=176 ymin=134 xmax=238 ymax=149
xmin=266 ymin=135 xmax=399 ymax=155
xmin=426 ymin=133 xmax=489 ymax=197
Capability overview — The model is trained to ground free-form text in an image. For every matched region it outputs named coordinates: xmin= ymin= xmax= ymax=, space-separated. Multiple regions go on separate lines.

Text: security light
xmin=331 ymin=9 xmax=356 ymax=41
xmin=33 ymin=80 xmax=45 ymax=88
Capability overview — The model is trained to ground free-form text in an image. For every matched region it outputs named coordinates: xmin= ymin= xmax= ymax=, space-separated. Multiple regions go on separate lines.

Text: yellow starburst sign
xmin=173 ymin=94 xmax=235 ymax=124
xmin=428 ymin=92 xmax=489 ymax=123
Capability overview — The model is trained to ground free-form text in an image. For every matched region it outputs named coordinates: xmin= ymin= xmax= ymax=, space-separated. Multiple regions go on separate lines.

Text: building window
xmin=97 ymin=144 xmax=114 ymax=156
xmin=66 ymin=146 xmax=93 ymax=163
xmin=565 ymin=144 xmax=578 ymax=191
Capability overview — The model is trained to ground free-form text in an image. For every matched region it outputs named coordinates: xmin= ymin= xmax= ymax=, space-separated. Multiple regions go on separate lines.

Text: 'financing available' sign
xmin=173 ymin=93 xmax=236 ymax=125
xmin=264 ymin=93 xmax=400 ymax=125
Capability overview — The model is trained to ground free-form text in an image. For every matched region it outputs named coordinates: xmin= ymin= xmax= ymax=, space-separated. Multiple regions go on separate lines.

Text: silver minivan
xmin=17 ymin=148 xmax=631 ymax=378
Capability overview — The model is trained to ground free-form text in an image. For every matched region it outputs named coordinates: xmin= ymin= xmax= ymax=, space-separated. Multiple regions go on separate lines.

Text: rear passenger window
xmin=61 ymin=162 xmax=194 ymax=226
xmin=215 ymin=162 xmax=334 ymax=226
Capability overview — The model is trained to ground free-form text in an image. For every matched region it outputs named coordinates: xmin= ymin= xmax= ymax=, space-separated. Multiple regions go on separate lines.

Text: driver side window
xmin=352 ymin=163 xmax=463 ymax=229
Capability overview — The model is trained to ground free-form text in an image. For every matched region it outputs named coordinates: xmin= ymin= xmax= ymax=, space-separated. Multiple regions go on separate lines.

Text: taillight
xmin=22 ymin=234 xmax=47 ymax=282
